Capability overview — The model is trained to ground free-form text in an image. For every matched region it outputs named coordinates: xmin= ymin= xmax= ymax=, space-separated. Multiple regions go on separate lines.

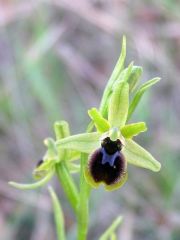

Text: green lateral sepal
xmin=56 ymin=132 xmax=101 ymax=153
xmin=122 ymin=139 xmax=161 ymax=172
xmin=121 ymin=122 xmax=147 ymax=139
xmin=88 ymin=108 xmax=110 ymax=133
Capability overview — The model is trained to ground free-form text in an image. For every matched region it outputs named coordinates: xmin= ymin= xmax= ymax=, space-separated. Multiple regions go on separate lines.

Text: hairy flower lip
xmin=86 ymin=137 xmax=127 ymax=188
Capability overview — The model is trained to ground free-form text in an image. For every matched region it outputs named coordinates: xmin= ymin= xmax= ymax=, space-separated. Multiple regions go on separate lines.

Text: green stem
xmin=77 ymin=153 xmax=91 ymax=240
xmin=56 ymin=162 xmax=79 ymax=213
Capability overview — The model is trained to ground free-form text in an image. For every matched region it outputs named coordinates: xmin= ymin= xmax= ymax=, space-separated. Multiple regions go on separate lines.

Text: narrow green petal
xmin=88 ymin=108 xmax=110 ymax=133
xmin=128 ymin=66 xmax=143 ymax=92
xmin=99 ymin=216 xmax=123 ymax=240
xmin=108 ymin=82 xmax=129 ymax=128
xmin=100 ymin=36 xmax=126 ymax=117
xmin=56 ymin=132 xmax=101 ymax=153
xmin=9 ymin=169 xmax=54 ymax=190
xmin=128 ymin=77 xmax=160 ymax=120
xmin=48 ymin=186 xmax=66 ymax=240
xmin=122 ymin=139 xmax=161 ymax=172
xmin=121 ymin=122 xmax=147 ymax=139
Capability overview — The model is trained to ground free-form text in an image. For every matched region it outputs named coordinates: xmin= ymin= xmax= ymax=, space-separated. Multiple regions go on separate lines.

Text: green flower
xmin=56 ymin=79 xmax=161 ymax=191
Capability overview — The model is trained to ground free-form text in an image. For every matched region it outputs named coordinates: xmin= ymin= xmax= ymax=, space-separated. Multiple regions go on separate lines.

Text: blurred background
xmin=0 ymin=0 xmax=180 ymax=239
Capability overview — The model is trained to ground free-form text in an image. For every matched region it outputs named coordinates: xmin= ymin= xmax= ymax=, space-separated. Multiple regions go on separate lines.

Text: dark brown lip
xmin=88 ymin=146 xmax=126 ymax=185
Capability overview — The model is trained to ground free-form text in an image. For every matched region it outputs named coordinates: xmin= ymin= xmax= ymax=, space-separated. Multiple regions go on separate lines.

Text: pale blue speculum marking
xmin=101 ymin=148 xmax=120 ymax=167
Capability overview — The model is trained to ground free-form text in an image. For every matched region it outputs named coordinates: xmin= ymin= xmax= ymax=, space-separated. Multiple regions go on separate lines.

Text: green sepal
xmin=9 ymin=169 xmax=54 ymax=190
xmin=121 ymin=122 xmax=147 ymax=139
xmin=128 ymin=66 xmax=143 ymax=92
xmin=56 ymin=132 xmax=101 ymax=153
xmin=122 ymin=139 xmax=161 ymax=172
xmin=88 ymin=108 xmax=110 ymax=133
xmin=108 ymin=82 xmax=129 ymax=128
xmin=100 ymin=36 xmax=126 ymax=117
xmin=48 ymin=186 xmax=66 ymax=240
xmin=128 ymin=77 xmax=160 ymax=120
xmin=99 ymin=216 xmax=123 ymax=240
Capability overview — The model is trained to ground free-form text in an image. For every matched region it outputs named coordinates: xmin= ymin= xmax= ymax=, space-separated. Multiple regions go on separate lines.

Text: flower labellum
xmin=86 ymin=137 xmax=127 ymax=190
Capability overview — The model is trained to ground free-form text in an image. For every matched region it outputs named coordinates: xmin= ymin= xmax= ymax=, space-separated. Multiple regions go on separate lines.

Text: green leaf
xmin=128 ymin=66 xmax=143 ymax=92
xmin=100 ymin=36 xmax=126 ymax=117
xmin=9 ymin=169 xmax=54 ymax=190
xmin=99 ymin=216 xmax=123 ymax=240
xmin=108 ymin=82 xmax=129 ymax=128
xmin=48 ymin=186 xmax=66 ymax=240
xmin=121 ymin=122 xmax=147 ymax=139
xmin=122 ymin=139 xmax=161 ymax=172
xmin=56 ymin=132 xmax=101 ymax=153
xmin=128 ymin=77 xmax=160 ymax=120
xmin=88 ymin=108 xmax=110 ymax=133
